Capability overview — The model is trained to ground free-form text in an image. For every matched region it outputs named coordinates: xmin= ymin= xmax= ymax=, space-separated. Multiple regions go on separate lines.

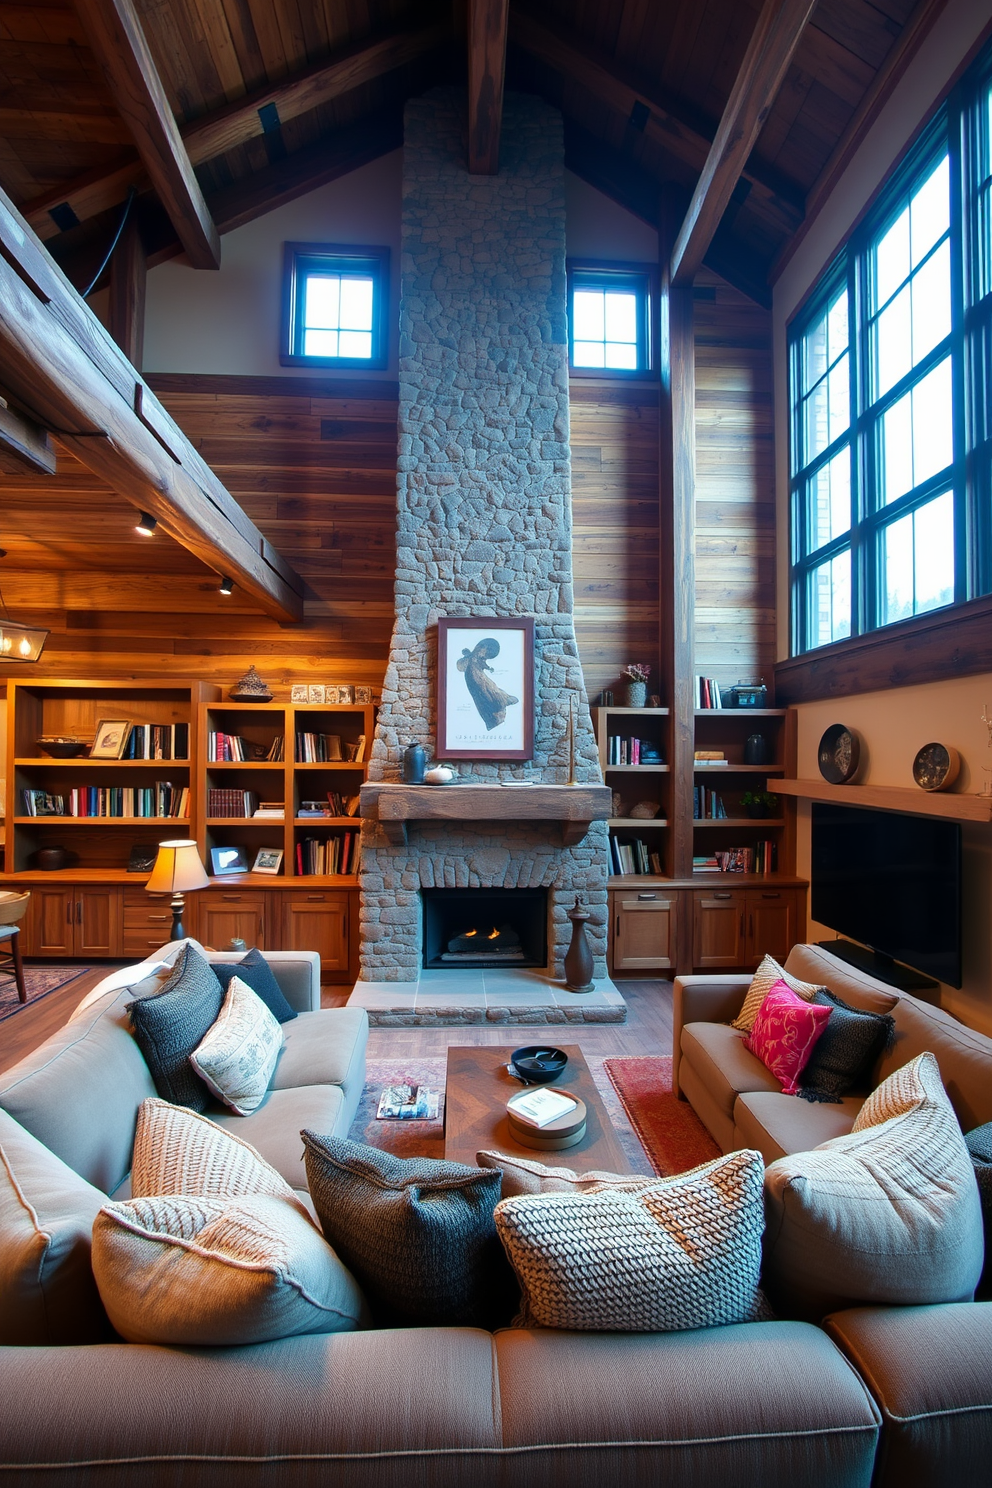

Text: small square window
xmin=567 ymin=263 xmax=654 ymax=377
xmin=281 ymin=243 xmax=389 ymax=369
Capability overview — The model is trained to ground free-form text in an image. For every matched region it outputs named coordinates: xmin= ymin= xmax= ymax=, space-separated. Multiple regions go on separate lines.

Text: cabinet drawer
xmin=122 ymin=890 xmax=176 ymax=957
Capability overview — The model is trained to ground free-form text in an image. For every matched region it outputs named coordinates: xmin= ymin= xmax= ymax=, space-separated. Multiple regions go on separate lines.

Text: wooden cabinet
xmin=196 ymin=890 xmax=268 ymax=951
xmin=281 ymin=891 xmax=352 ymax=982
xmin=690 ymin=884 xmax=804 ymax=972
xmin=24 ymin=885 xmax=122 ymax=957
xmin=75 ymin=886 xmax=122 ymax=957
xmin=693 ymin=888 xmax=746 ymax=968
xmin=612 ymin=888 xmax=679 ymax=971
xmin=745 ymin=887 xmax=800 ymax=967
xmin=123 ymin=889 xmax=177 ymax=959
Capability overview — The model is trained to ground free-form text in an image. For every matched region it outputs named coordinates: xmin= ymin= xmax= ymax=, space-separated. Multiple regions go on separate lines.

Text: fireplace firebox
xmin=422 ymin=888 xmax=548 ymax=971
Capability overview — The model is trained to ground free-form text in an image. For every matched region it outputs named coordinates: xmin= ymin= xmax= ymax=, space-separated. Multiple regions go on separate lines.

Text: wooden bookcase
xmin=593 ymin=705 xmax=671 ymax=874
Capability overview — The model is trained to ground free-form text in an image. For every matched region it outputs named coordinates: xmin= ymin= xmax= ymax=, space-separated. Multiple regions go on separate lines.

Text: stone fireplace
xmin=422 ymin=888 xmax=547 ymax=971
xmin=356 ymin=88 xmax=618 ymax=1022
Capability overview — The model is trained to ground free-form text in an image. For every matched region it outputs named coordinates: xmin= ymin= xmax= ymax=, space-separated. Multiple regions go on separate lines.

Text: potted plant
xmin=622 ymin=662 xmax=651 ymax=708
xmin=740 ymin=790 xmax=779 ymax=820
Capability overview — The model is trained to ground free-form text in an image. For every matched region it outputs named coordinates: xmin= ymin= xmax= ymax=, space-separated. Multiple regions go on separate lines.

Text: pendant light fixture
xmin=0 ymin=578 xmax=48 ymax=662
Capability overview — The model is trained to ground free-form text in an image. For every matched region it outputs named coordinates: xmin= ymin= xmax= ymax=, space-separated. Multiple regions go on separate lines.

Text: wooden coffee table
xmin=444 ymin=1044 xmax=632 ymax=1174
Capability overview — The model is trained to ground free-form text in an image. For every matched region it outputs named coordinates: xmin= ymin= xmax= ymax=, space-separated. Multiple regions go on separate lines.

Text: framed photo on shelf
xmin=210 ymin=845 xmax=248 ymax=876
xmin=90 ymin=720 xmax=131 ymax=759
xmin=436 ymin=616 xmax=534 ymax=761
xmin=308 ymin=685 xmax=326 ymax=704
xmin=291 ymin=685 xmax=309 ymax=703
xmin=253 ymin=847 xmax=284 ymax=875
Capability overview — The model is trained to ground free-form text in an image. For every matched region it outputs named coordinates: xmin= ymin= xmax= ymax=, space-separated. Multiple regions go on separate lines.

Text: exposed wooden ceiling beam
xmin=509 ymin=4 xmax=803 ymax=238
xmin=72 ymin=0 xmax=220 ymax=269
xmin=0 ymin=399 xmax=57 ymax=476
xmin=0 ymin=186 xmax=303 ymax=622
xmin=468 ymin=0 xmax=509 ymax=174
xmin=670 ymin=0 xmax=817 ymax=286
xmin=107 ymin=211 xmax=145 ymax=364
xmin=24 ymin=21 xmax=448 ymax=244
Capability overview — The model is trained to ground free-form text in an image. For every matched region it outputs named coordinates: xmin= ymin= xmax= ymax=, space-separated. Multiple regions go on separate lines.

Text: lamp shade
xmin=146 ymin=840 xmax=210 ymax=895
xmin=0 ymin=621 xmax=49 ymax=662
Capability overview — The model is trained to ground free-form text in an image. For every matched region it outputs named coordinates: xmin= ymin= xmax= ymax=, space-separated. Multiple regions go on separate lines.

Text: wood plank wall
xmin=693 ymin=270 xmax=776 ymax=691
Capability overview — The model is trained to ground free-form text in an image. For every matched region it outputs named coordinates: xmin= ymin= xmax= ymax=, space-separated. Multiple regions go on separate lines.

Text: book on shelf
xmin=693 ymin=787 xmax=727 ymax=819
xmin=252 ymin=801 xmax=285 ymax=819
xmin=692 ymin=854 xmax=722 ymax=872
xmin=693 ymin=843 xmax=777 ymax=874
xmin=606 ymin=736 xmax=665 ymax=766
xmin=207 ymin=788 xmax=259 ymax=819
xmin=295 ymin=830 xmax=361 ymax=876
xmin=125 ymin=723 xmax=189 ymax=760
xmin=694 ymin=677 xmax=724 ymax=709
xmin=323 ymin=792 xmax=362 ymax=818
xmin=23 ymin=784 xmax=188 ymax=818
xmin=609 ymin=836 xmax=663 ymax=876
xmin=294 ymin=732 xmax=345 ymax=763
xmin=694 ymin=749 xmax=728 ymax=767
xmin=208 ymin=732 xmax=245 ymax=762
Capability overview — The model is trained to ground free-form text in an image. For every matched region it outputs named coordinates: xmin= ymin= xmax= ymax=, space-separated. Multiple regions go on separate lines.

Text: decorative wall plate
xmin=912 ymin=741 xmax=961 ymax=792
xmin=817 ymin=724 xmax=860 ymax=784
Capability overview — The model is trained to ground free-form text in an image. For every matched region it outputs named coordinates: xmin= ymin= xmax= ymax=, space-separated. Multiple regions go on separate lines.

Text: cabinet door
xmin=25 ymin=887 xmax=74 ymax=957
xmin=281 ymin=892 xmax=350 ymax=981
xmin=746 ymin=889 xmax=797 ymax=969
xmin=613 ymin=891 xmax=679 ymax=971
xmin=74 ymin=888 xmax=123 ymax=957
xmin=123 ymin=889 xmax=176 ymax=959
xmin=197 ymin=892 xmax=267 ymax=951
xmin=693 ymin=889 xmax=746 ymax=969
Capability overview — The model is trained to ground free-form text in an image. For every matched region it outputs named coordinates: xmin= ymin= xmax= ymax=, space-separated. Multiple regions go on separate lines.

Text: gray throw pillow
xmin=798 ymin=989 xmax=895 ymax=1103
xmin=302 ymin=1133 xmax=518 ymax=1328
xmin=127 ymin=943 xmax=223 ymax=1113
xmin=965 ymin=1123 xmax=992 ymax=1300
xmin=211 ymin=947 xmax=297 ymax=1024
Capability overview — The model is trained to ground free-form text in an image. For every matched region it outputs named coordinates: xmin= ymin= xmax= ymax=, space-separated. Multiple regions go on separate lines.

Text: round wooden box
xmin=506 ymin=1091 xmax=587 ymax=1151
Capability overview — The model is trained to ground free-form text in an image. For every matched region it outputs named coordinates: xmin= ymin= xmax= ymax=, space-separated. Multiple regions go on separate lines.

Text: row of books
xmin=296 ymin=832 xmax=361 ymax=876
xmin=693 ymin=788 xmax=727 ymax=819
xmin=207 ymin=789 xmax=259 ymax=819
xmin=124 ymin=723 xmax=189 ymax=760
xmin=605 ymin=736 xmax=664 ymax=766
xmin=207 ymin=733 xmax=284 ymax=762
xmin=694 ymin=677 xmax=726 ymax=709
xmin=295 ymin=733 xmax=366 ymax=763
xmin=22 ymin=785 xmax=188 ymax=818
xmin=324 ymin=792 xmax=362 ymax=817
xmin=693 ymin=842 xmax=777 ymax=874
xmin=610 ymin=837 xmax=664 ymax=875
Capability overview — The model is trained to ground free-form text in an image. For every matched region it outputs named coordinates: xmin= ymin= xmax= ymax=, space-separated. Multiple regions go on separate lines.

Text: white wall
xmin=772 ymin=0 xmax=992 ymax=1030
xmin=564 ymin=170 xmax=659 ymax=262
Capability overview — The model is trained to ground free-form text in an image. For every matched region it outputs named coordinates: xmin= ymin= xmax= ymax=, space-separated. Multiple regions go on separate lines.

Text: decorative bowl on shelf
xmin=33 ymin=846 xmax=74 ymax=871
xmin=511 ymin=1046 xmax=568 ymax=1084
xmin=35 ymin=737 xmax=88 ymax=759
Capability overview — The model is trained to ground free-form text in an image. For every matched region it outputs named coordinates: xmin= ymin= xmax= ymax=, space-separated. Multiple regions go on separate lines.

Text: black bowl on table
xmin=511 ymin=1045 xmax=568 ymax=1084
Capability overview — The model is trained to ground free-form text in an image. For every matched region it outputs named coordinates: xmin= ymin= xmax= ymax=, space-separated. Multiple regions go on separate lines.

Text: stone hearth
xmin=349 ymin=969 xmax=626 ymax=1027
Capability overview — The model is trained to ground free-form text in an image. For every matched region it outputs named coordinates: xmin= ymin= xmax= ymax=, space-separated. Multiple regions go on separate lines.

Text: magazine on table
xmin=376 ymin=1085 xmax=440 ymax=1120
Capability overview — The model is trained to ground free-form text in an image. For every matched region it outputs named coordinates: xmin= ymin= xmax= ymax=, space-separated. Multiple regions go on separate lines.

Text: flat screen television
xmin=810 ymin=802 xmax=962 ymax=988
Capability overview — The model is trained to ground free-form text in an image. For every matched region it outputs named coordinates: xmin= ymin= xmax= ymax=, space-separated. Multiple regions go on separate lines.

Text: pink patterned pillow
xmin=744 ymin=980 xmax=832 ymax=1096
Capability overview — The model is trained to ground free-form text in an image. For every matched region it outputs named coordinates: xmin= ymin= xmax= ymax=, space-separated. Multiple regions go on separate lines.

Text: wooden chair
xmin=0 ymin=891 xmax=31 ymax=1004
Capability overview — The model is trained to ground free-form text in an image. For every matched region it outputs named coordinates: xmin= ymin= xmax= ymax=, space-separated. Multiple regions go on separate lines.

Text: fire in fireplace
xmin=422 ymin=888 xmax=547 ymax=970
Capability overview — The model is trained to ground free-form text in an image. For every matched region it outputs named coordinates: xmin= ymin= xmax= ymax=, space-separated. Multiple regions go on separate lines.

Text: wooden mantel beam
xmin=670 ymin=0 xmax=817 ymax=286
xmin=72 ymin=0 xmax=220 ymax=269
xmin=467 ymin=0 xmax=509 ymax=174
xmin=0 ymin=186 xmax=303 ymax=622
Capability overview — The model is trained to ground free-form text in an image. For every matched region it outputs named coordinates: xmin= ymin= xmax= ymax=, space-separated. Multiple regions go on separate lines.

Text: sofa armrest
xmin=204 ymin=949 xmax=321 ymax=1012
xmin=672 ymin=975 xmax=751 ymax=1096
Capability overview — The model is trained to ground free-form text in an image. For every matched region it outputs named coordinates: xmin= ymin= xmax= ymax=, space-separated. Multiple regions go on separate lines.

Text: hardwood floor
xmin=0 ymin=965 xmax=675 ymax=1074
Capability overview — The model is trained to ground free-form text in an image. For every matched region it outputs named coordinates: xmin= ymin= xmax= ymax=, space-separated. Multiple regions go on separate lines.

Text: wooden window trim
xmin=566 ymin=258 xmax=659 ymax=380
xmin=280 ymin=241 xmax=390 ymax=370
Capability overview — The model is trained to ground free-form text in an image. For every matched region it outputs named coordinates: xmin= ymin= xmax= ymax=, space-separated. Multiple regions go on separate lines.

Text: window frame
xmin=566 ymin=259 xmax=657 ymax=379
xmin=280 ymin=242 xmax=390 ymax=370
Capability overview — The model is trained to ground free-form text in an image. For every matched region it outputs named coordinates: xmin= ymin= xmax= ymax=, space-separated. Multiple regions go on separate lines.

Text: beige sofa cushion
xmin=763 ymin=1053 xmax=984 ymax=1319
xmin=0 ymin=1108 xmax=112 ymax=1345
xmin=271 ymin=1007 xmax=369 ymax=1097
xmin=495 ymin=1149 xmax=766 ymax=1332
xmin=210 ymin=1084 xmax=347 ymax=1190
xmin=876 ymin=995 xmax=992 ymax=1130
xmin=680 ymin=1021 xmax=781 ymax=1120
xmin=783 ymin=945 xmax=901 ymax=1016
xmin=93 ymin=1192 xmax=367 ymax=1346
xmin=734 ymin=1091 xmax=863 ymax=1165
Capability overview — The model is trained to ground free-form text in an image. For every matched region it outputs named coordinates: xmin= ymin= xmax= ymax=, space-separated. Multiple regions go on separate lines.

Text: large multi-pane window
xmin=789 ymin=42 xmax=992 ymax=654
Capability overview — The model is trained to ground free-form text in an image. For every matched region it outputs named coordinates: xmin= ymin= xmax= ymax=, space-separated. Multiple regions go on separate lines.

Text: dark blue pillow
xmin=211 ymin=946 xmax=297 ymax=1023
xmin=127 ymin=943 xmax=223 ymax=1112
xmin=798 ymin=989 xmax=895 ymax=1104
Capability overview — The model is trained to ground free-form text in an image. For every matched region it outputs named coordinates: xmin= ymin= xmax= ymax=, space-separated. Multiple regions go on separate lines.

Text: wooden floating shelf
xmin=693 ymin=818 xmax=786 ymax=828
xmin=361 ymin=782 xmax=612 ymax=847
xmin=693 ymin=764 xmax=785 ymax=774
xmin=776 ymin=778 xmax=992 ymax=823
xmin=609 ymin=817 xmax=668 ymax=828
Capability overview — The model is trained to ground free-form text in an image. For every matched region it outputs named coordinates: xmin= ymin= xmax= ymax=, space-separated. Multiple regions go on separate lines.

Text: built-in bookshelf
xmin=691 ymin=708 xmax=792 ymax=877
xmin=593 ymin=706 xmax=670 ymax=876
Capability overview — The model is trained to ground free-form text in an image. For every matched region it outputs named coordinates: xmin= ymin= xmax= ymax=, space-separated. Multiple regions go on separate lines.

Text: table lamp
xmin=146 ymin=839 xmax=210 ymax=941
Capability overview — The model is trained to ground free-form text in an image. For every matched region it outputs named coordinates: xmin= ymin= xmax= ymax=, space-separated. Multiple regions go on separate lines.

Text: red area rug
xmin=604 ymin=1055 xmax=720 ymax=1176
xmin=0 ymin=965 xmax=92 ymax=1022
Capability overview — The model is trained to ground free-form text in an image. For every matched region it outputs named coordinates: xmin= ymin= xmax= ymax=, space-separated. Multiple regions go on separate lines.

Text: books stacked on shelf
xmin=207 ymin=788 xmax=259 ymax=819
xmin=693 ymin=788 xmax=727 ymax=819
xmin=692 ymin=843 xmax=777 ymax=874
xmin=610 ymin=837 xmax=664 ymax=875
xmin=694 ymin=750 xmax=728 ymax=767
xmin=694 ymin=677 xmax=725 ymax=708
xmin=23 ymin=785 xmax=188 ymax=818
xmin=296 ymin=831 xmax=361 ymax=876
xmin=125 ymin=723 xmax=189 ymax=760
xmin=693 ymin=854 xmax=721 ymax=872
xmin=252 ymin=802 xmax=285 ymax=819
xmin=208 ymin=733 xmax=283 ymax=762
xmin=606 ymin=737 xmax=665 ymax=765
xmin=295 ymin=731 xmax=343 ymax=763
xmin=325 ymin=792 xmax=362 ymax=817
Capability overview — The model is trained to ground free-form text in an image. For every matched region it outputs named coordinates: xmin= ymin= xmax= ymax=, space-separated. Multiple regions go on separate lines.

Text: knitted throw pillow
xmin=965 ymin=1123 xmax=992 ymax=1299
xmin=494 ymin=1149 xmax=766 ymax=1332
xmin=126 ymin=943 xmax=223 ymax=1112
xmin=189 ymin=975 xmax=282 ymax=1116
xmin=731 ymin=954 xmax=820 ymax=1033
xmin=798 ymin=989 xmax=895 ymax=1103
xmin=302 ymin=1133 xmax=518 ymax=1328
xmin=744 ymin=981 xmax=832 ymax=1095
xmin=211 ymin=947 xmax=297 ymax=1024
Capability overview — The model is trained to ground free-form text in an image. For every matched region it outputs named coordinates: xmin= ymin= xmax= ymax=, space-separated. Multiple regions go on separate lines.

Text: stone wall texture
xmin=360 ymin=89 xmax=608 ymax=982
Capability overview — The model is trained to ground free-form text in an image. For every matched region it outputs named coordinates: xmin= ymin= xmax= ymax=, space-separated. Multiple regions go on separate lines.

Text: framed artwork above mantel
xmin=436 ymin=616 xmax=535 ymax=761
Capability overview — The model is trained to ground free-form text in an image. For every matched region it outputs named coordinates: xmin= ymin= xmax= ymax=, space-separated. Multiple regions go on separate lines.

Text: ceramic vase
xmin=564 ymin=898 xmax=595 ymax=993
xmin=625 ymin=680 xmax=647 ymax=708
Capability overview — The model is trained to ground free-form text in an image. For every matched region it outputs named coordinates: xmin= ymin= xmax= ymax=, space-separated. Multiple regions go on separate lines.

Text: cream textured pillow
xmin=763 ymin=1052 xmax=985 ymax=1320
xmin=131 ymin=1098 xmax=310 ymax=1220
xmin=477 ymin=1149 xmax=656 ymax=1199
xmin=92 ymin=1192 xmax=367 ymax=1346
xmin=494 ymin=1149 xmax=765 ymax=1332
xmin=731 ymin=953 xmax=820 ymax=1033
xmin=189 ymin=974 xmax=282 ymax=1115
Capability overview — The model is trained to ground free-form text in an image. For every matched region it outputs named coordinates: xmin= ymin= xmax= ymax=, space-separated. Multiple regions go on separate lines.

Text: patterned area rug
xmin=604 ymin=1055 xmax=720 ymax=1175
xmin=0 ymin=964 xmax=92 ymax=1022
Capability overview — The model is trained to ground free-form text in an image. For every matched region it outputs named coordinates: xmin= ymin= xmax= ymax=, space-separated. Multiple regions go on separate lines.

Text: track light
xmin=219 ymin=576 xmax=234 ymax=596
xmin=135 ymin=511 xmax=157 ymax=536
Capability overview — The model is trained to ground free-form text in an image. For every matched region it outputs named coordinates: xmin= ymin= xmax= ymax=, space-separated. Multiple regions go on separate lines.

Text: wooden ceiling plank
xmin=670 ymin=0 xmax=819 ymax=286
xmin=467 ymin=0 xmax=509 ymax=175
xmin=71 ymin=0 xmax=221 ymax=268
xmin=0 ymin=185 xmax=302 ymax=620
